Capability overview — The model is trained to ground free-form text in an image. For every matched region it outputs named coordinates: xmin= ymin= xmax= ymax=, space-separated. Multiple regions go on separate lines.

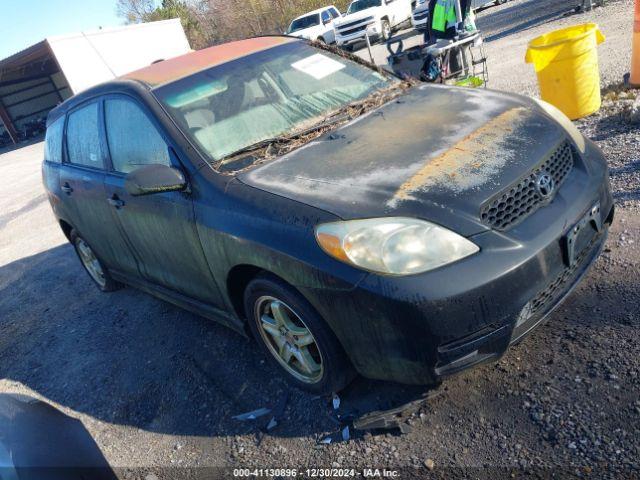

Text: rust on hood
xmin=390 ymin=107 xmax=530 ymax=205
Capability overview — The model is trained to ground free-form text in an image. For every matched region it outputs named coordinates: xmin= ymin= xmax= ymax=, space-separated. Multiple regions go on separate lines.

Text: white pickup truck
xmin=334 ymin=0 xmax=413 ymax=50
xmin=286 ymin=6 xmax=342 ymax=44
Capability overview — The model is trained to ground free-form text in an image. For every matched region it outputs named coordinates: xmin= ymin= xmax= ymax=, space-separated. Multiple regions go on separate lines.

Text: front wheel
xmin=71 ymin=230 xmax=122 ymax=292
xmin=380 ymin=20 xmax=391 ymax=41
xmin=244 ymin=274 xmax=355 ymax=394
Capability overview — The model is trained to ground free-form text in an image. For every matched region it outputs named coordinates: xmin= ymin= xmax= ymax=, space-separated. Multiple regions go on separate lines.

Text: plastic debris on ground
xmin=332 ymin=393 xmax=341 ymax=410
xmin=232 ymin=407 xmax=271 ymax=421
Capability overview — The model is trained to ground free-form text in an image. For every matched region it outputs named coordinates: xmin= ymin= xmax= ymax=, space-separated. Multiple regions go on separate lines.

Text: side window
xmin=330 ymin=8 xmax=340 ymax=18
xmin=44 ymin=116 xmax=64 ymax=163
xmin=104 ymin=98 xmax=170 ymax=174
xmin=321 ymin=10 xmax=331 ymax=23
xmin=66 ymin=103 xmax=104 ymax=168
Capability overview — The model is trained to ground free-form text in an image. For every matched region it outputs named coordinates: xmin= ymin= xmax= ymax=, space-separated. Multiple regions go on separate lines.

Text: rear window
xmin=66 ymin=102 xmax=104 ymax=169
xmin=44 ymin=117 xmax=64 ymax=163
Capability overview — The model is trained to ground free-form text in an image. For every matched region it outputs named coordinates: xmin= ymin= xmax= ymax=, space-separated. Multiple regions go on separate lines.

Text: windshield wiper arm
xmin=220 ymin=113 xmax=351 ymax=162
xmin=219 ymin=87 xmax=403 ymax=164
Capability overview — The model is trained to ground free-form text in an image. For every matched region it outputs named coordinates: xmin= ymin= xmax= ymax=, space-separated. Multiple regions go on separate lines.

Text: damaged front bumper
xmin=300 ymin=140 xmax=614 ymax=385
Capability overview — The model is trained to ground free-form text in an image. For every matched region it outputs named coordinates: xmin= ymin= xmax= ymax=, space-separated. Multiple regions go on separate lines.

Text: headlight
xmin=533 ymin=98 xmax=585 ymax=154
xmin=315 ymin=218 xmax=479 ymax=275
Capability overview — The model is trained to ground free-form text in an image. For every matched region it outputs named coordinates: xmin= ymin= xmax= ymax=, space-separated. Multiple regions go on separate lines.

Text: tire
xmin=381 ymin=19 xmax=391 ymax=41
xmin=70 ymin=230 xmax=122 ymax=292
xmin=244 ymin=273 xmax=356 ymax=394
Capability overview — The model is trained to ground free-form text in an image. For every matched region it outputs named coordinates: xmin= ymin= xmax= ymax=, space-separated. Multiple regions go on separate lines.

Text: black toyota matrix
xmin=42 ymin=37 xmax=613 ymax=394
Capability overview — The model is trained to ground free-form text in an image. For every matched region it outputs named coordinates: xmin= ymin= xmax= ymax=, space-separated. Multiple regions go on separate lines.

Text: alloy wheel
xmin=382 ymin=21 xmax=391 ymax=40
xmin=76 ymin=238 xmax=107 ymax=288
xmin=255 ymin=296 xmax=324 ymax=384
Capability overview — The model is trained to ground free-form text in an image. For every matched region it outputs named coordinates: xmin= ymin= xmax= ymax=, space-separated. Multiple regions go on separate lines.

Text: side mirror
xmin=124 ymin=164 xmax=187 ymax=196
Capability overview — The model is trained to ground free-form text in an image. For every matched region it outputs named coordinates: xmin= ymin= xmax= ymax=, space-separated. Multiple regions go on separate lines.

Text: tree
xmin=116 ymin=0 xmax=156 ymax=23
xmin=116 ymin=0 xmax=353 ymax=48
xmin=117 ymin=0 xmax=208 ymax=49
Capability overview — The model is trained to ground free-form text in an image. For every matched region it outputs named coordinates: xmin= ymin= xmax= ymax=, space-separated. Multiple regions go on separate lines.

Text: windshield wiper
xmin=218 ymin=112 xmax=352 ymax=164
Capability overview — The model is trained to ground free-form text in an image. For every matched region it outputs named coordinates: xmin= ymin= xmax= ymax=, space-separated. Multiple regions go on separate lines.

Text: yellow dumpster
xmin=525 ymin=23 xmax=605 ymax=120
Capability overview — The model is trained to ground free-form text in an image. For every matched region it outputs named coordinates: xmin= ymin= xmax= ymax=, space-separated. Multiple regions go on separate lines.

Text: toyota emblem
xmin=535 ymin=172 xmax=555 ymax=198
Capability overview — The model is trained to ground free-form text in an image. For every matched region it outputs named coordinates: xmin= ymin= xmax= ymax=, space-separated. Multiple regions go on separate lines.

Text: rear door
xmin=58 ymin=100 xmax=137 ymax=273
xmin=101 ymin=94 xmax=223 ymax=305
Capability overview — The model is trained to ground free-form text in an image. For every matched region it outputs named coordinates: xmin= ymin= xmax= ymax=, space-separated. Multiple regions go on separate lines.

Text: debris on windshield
xmin=218 ymin=82 xmax=411 ymax=172
xmin=232 ymin=407 xmax=271 ymax=421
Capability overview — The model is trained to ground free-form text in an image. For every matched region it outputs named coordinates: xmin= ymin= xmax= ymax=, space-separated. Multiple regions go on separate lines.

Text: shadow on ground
xmin=0 ymin=244 xmax=434 ymax=439
xmin=480 ymin=0 xmax=577 ymax=42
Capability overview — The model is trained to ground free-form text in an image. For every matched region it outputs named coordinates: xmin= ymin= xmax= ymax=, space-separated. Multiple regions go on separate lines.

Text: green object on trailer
xmin=455 ymin=76 xmax=484 ymax=88
xmin=432 ymin=0 xmax=457 ymax=32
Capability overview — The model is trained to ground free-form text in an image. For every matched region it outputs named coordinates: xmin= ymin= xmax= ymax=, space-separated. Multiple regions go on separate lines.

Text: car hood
xmin=336 ymin=9 xmax=377 ymax=24
xmin=238 ymin=85 xmax=566 ymax=236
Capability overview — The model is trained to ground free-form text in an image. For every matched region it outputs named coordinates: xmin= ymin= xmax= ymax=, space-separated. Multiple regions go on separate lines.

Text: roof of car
xmin=292 ymin=5 xmax=335 ymax=20
xmin=123 ymin=36 xmax=299 ymax=87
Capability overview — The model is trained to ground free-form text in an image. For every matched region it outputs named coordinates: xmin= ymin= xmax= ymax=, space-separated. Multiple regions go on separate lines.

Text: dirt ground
xmin=1 ymin=0 xmax=638 ymax=478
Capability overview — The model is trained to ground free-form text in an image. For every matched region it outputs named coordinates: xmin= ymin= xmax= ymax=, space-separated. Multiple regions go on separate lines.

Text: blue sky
xmin=1 ymin=0 xmax=125 ymax=59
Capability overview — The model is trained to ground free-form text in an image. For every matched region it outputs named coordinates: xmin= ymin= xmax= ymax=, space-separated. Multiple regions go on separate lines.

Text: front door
xmin=101 ymin=95 xmax=223 ymax=305
xmin=321 ymin=10 xmax=336 ymax=43
xmin=59 ymin=100 xmax=137 ymax=274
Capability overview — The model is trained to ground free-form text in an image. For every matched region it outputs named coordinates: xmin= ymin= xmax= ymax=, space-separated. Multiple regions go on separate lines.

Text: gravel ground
xmin=0 ymin=1 xmax=638 ymax=478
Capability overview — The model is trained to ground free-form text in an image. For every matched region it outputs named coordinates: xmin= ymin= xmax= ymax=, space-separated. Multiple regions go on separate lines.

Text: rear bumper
xmin=299 ymin=140 xmax=614 ymax=385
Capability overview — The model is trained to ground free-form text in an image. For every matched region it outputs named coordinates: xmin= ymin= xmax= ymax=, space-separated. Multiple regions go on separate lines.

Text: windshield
xmin=347 ymin=0 xmax=382 ymax=14
xmin=155 ymin=42 xmax=396 ymax=166
xmin=288 ymin=14 xmax=321 ymax=33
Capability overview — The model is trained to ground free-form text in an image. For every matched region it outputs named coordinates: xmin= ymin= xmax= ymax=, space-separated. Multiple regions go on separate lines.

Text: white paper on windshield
xmin=292 ymin=54 xmax=346 ymax=80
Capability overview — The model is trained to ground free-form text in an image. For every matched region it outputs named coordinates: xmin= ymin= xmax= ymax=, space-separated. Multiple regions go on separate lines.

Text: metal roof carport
xmin=0 ymin=40 xmax=70 ymax=145
xmin=0 ymin=19 xmax=191 ymax=146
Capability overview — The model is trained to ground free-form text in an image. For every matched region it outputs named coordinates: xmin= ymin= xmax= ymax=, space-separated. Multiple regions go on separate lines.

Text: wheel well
xmin=59 ymin=220 xmax=73 ymax=241
xmin=381 ymin=16 xmax=390 ymax=23
xmin=226 ymin=265 xmax=265 ymax=320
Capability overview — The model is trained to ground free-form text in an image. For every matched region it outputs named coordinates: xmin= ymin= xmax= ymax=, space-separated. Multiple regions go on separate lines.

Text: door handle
xmin=61 ymin=183 xmax=73 ymax=195
xmin=107 ymin=195 xmax=125 ymax=209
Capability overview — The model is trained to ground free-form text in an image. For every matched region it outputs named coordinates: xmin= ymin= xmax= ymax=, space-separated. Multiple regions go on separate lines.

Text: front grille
xmin=480 ymin=141 xmax=576 ymax=231
xmin=413 ymin=11 xmax=429 ymax=21
xmin=341 ymin=25 xmax=368 ymax=36
xmin=336 ymin=16 xmax=374 ymax=32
